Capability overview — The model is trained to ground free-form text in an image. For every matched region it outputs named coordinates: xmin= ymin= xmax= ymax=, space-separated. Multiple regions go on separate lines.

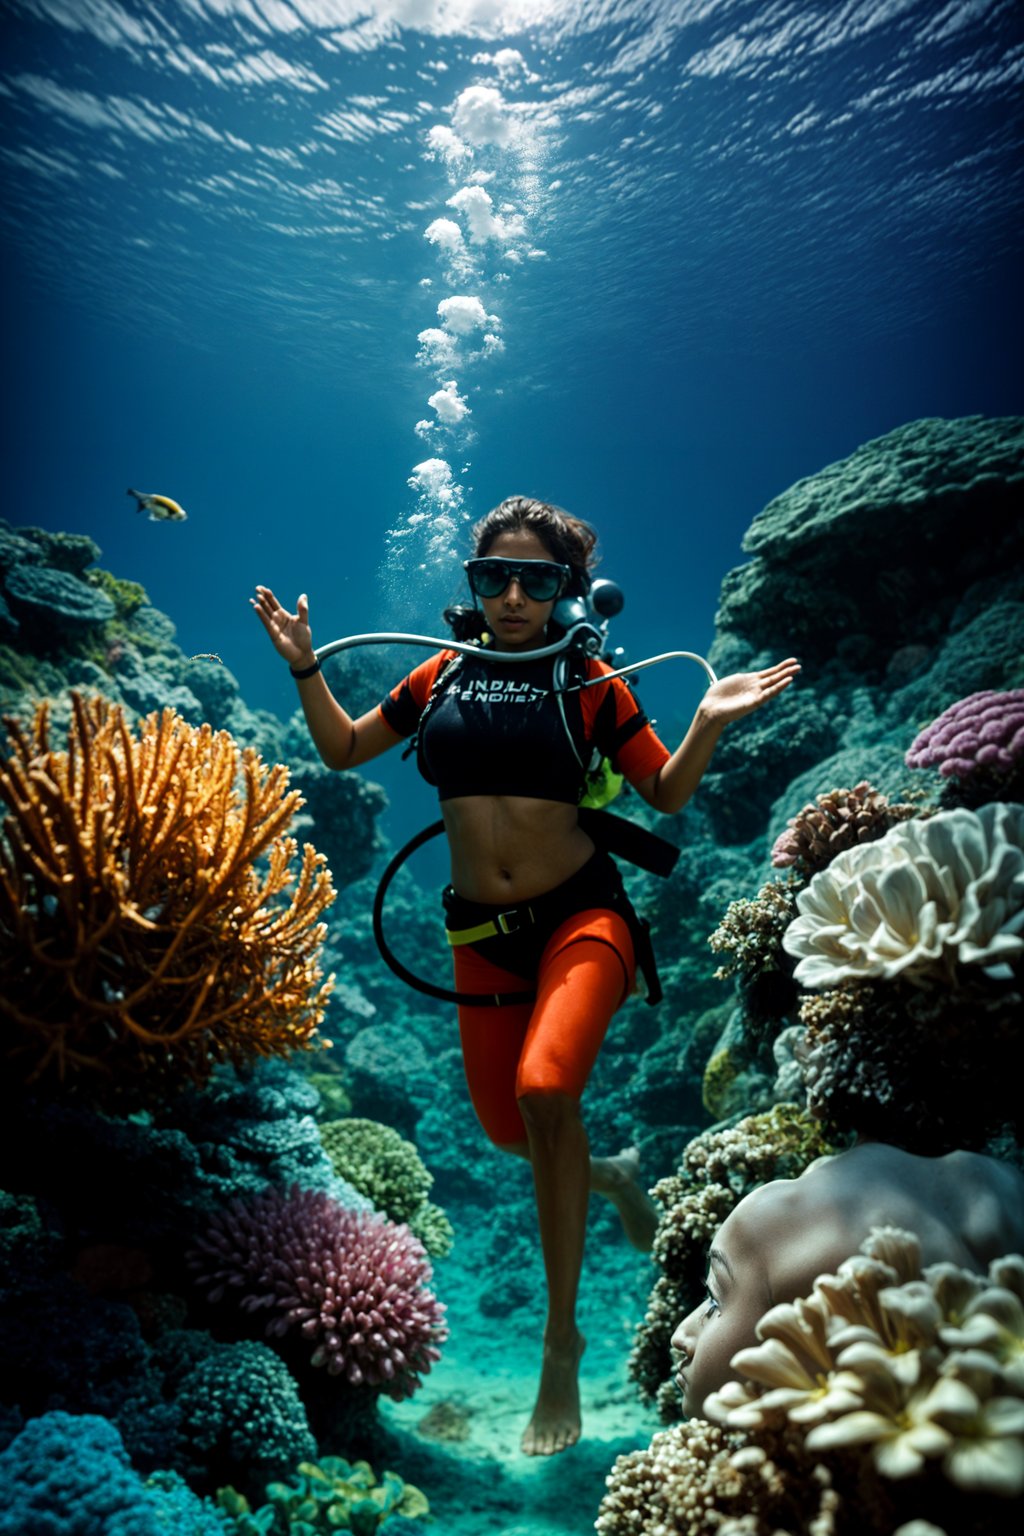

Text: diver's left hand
xmin=701 ymin=658 xmax=801 ymax=724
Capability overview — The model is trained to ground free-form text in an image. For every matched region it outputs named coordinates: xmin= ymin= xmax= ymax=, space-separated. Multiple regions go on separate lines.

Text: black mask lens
xmin=466 ymin=559 xmax=568 ymax=601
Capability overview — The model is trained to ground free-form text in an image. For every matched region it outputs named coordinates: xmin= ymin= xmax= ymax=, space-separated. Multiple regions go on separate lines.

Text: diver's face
xmin=476 ymin=528 xmax=560 ymax=651
xmin=670 ymin=1215 xmax=765 ymax=1417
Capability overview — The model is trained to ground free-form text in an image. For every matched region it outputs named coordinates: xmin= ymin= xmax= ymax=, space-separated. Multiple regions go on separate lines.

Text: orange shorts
xmin=451 ymin=901 xmax=636 ymax=1146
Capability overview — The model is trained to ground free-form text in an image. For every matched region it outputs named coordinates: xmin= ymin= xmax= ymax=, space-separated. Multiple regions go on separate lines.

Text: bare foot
xmin=595 ymin=1146 xmax=659 ymax=1251
xmin=521 ymin=1330 xmax=586 ymax=1456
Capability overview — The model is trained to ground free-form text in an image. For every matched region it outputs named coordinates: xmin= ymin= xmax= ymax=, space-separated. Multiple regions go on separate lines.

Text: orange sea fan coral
xmin=0 ymin=693 xmax=335 ymax=1101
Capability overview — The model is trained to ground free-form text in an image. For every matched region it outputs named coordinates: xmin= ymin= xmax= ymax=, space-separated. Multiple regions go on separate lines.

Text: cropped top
xmin=377 ymin=649 xmax=670 ymax=804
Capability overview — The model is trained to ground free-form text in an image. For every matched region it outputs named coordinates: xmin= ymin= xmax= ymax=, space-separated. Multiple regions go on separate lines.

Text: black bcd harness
xmin=371 ymin=641 xmax=681 ymax=1007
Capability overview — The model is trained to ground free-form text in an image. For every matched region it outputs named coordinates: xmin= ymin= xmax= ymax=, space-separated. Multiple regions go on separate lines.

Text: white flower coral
xmin=781 ymin=802 xmax=1024 ymax=988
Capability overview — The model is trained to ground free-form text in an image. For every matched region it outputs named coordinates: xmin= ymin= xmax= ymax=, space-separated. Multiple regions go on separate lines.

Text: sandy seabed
xmin=380 ymin=1215 xmax=661 ymax=1534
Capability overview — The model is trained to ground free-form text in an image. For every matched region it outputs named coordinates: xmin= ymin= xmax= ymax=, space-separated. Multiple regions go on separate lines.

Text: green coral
xmin=307 ymin=1072 xmax=353 ymax=1122
xmin=86 ymin=567 xmax=150 ymax=621
xmin=317 ymin=1119 xmax=453 ymax=1259
xmin=218 ymin=1456 xmax=428 ymax=1535
xmin=700 ymin=1046 xmax=738 ymax=1118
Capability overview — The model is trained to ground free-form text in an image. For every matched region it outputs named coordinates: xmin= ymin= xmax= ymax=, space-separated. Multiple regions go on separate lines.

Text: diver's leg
xmin=517 ymin=1087 xmax=590 ymax=1456
xmin=514 ymin=919 xmax=635 ymax=1456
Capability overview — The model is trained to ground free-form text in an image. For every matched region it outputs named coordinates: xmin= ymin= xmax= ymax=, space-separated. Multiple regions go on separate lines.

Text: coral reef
xmin=596 ymin=1417 xmax=840 ymax=1535
xmin=630 ymin=1106 xmax=835 ymax=1421
xmin=782 ymin=802 xmax=1024 ymax=989
xmin=0 ymin=1411 xmax=229 ymax=1536
xmin=188 ymin=1184 xmax=447 ymax=1399
xmin=906 ymin=688 xmax=1024 ymax=807
xmin=0 ymin=693 xmax=335 ymax=1102
xmin=797 ymin=975 xmax=1024 ymax=1152
xmin=151 ymin=1330 xmax=317 ymax=1498
xmin=217 ymin=1455 xmax=428 ymax=1534
xmin=770 ymin=781 xmax=916 ymax=874
xmin=706 ymin=1228 xmax=1024 ymax=1518
xmin=708 ymin=880 xmax=798 ymax=985
xmin=318 ymin=1118 xmax=453 ymax=1259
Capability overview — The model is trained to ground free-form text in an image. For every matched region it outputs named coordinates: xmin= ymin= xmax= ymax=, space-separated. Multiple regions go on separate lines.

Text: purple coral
xmin=906 ymin=689 xmax=1024 ymax=779
xmin=188 ymin=1184 xmax=447 ymax=1401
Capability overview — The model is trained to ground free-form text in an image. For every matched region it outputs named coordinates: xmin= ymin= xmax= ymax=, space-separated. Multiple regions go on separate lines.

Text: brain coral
xmin=0 ymin=694 xmax=335 ymax=1103
xmin=906 ymin=689 xmax=1024 ymax=784
xmin=782 ymin=802 xmax=1024 ymax=989
xmin=188 ymin=1183 xmax=447 ymax=1400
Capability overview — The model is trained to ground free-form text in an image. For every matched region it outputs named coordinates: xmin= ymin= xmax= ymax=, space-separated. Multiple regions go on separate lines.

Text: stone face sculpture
xmin=781 ymin=802 xmax=1024 ymax=989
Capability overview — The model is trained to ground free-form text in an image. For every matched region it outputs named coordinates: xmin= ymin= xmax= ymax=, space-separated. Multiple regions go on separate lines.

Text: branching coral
xmin=771 ymin=781 xmax=917 ymax=875
xmin=318 ymin=1118 xmax=453 ymax=1259
xmin=0 ymin=694 xmax=335 ymax=1101
xmin=596 ymin=1416 xmax=841 ymax=1535
xmin=906 ymin=690 xmax=1024 ymax=785
xmin=188 ymin=1183 xmax=447 ymax=1400
xmin=782 ymin=803 xmax=1024 ymax=990
xmin=630 ymin=1106 xmax=835 ymax=1420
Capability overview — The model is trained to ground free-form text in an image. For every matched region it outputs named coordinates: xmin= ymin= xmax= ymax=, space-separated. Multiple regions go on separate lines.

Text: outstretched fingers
xmin=759 ymin=657 xmax=801 ymax=695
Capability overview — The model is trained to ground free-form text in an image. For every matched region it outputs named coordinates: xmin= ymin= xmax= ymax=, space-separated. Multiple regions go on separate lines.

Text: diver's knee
xmin=517 ymin=1090 xmax=581 ymax=1138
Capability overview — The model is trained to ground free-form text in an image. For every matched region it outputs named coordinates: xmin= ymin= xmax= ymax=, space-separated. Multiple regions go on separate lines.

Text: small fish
xmin=127 ymin=487 xmax=188 ymax=521
xmin=188 ymin=652 xmax=223 ymax=664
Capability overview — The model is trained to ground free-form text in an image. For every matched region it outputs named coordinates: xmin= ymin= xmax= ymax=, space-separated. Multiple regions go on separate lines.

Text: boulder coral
xmin=782 ymin=802 xmax=1024 ymax=989
xmin=318 ymin=1118 xmax=453 ymax=1259
xmin=188 ymin=1183 xmax=447 ymax=1400
xmin=0 ymin=694 xmax=335 ymax=1102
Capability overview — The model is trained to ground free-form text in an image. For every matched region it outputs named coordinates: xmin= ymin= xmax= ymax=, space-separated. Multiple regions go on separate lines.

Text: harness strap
xmin=446 ymin=905 xmax=537 ymax=946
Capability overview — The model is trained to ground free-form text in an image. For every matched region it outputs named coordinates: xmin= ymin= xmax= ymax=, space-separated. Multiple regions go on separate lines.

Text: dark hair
xmin=471 ymin=495 xmax=597 ymax=597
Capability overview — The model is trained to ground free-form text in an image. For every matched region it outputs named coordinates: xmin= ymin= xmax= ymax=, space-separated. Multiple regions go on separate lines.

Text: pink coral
xmin=188 ymin=1184 xmax=447 ymax=1401
xmin=906 ymin=689 xmax=1024 ymax=779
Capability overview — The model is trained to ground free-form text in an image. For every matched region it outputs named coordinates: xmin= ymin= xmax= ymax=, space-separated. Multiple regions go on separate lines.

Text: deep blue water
xmin=2 ymin=2 xmax=1021 ymax=742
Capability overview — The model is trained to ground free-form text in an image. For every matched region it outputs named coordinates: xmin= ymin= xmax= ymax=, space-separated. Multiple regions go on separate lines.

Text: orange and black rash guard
xmin=377 ymin=650 xmax=670 ymax=803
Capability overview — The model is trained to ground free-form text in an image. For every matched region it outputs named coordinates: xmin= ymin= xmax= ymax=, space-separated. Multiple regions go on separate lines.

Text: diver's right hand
xmin=251 ymin=585 xmax=316 ymax=667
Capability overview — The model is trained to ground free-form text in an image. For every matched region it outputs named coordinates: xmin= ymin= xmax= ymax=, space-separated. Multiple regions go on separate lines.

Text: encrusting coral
xmin=770 ymin=781 xmax=916 ymax=875
xmin=603 ymin=1229 xmax=1024 ymax=1535
xmin=906 ymin=689 xmax=1024 ymax=804
xmin=318 ymin=1118 xmax=454 ymax=1259
xmin=188 ymin=1183 xmax=448 ymax=1400
xmin=782 ymin=802 xmax=1024 ymax=990
xmin=0 ymin=694 xmax=335 ymax=1102
xmin=630 ymin=1106 xmax=834 ymax=1420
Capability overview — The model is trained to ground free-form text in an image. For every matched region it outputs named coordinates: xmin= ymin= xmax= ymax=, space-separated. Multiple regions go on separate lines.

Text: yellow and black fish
xmin=127 ymin=487 xmax=188 ymax=522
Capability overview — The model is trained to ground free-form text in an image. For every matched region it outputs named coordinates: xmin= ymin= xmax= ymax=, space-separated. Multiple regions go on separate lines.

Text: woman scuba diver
xmin=252 ymin=495 xmax=800 ymax=1457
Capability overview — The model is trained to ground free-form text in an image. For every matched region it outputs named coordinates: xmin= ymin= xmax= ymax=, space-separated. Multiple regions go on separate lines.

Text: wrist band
xmin=290 ymin=658 xmax=321 ymax=680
